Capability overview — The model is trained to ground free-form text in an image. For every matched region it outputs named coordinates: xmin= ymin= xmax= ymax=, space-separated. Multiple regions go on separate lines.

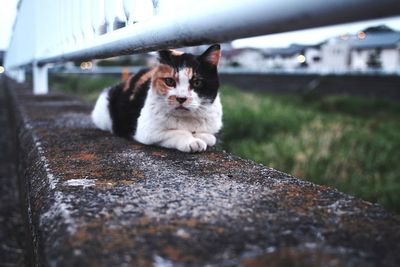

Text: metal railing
xmin=5 ymin=0 xmax=400 ymax=94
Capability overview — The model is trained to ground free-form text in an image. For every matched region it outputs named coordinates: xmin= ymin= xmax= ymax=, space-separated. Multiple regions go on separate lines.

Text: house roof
xmin=222 ymin=47 xmax=261 ymax=59
xmin=263 ymin=44 xmax=310 ymax=57
xmin=351 ymin=32 xmax=400 ymax=49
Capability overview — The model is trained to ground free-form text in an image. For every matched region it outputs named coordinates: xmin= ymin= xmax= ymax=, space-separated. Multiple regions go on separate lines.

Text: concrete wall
xmin=3 ymin=77 xmax=400 ymax=266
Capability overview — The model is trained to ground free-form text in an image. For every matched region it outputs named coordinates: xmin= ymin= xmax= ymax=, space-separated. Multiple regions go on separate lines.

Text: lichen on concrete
xmin=7 ymin=80 xmax=400 ymax=267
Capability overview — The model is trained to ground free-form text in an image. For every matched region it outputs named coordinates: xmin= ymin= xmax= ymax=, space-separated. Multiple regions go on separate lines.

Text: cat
xmin=91 ymin=44 xmax=223 ymax=152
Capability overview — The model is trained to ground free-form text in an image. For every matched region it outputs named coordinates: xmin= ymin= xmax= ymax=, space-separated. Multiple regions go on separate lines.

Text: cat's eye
xmin=164 ymin=77 xmax=176 ymax=87
xmin=192 ymin=79 xmax=202 ymax=88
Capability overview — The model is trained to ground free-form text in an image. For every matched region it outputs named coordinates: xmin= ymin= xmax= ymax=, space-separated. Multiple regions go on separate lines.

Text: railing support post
xmin=33 ymin=63 xmax=48 ymax=95
xmin=15 ymin=69 xmax=26 ymax=83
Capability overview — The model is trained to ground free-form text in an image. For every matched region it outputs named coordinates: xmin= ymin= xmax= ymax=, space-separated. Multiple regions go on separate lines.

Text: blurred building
xmin=221 ymin=47 xmax=266 ymax=69
xmin=263 ymin=44 xmax=310 ymax=71
xmin=304 ymin=44 xmax=324 ymax=72
xmin=318 ymin=26 xmax=400 ymax=73
xmin=219 ymin=25 xmax=400 ymax=74
xmin=319 ymin=37 xmax=351 ymax=73
xmin=350 ymin=30 xmax=400 ymax=72
xmin=221 ymin=44 xmax=315 ymax=71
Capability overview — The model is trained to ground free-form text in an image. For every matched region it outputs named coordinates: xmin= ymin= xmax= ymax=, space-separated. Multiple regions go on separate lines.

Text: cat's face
xmin=151 ymin=44 xmax=221 ymax=116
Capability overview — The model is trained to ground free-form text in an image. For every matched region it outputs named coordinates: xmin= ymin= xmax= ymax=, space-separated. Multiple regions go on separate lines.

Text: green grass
xmin=220 ymin=87 xmax=400 ymax=213
xmin=49 ymin=74 xmax=400 ymax=213
xmin=49 ymin=73 xmax=119 ymax=103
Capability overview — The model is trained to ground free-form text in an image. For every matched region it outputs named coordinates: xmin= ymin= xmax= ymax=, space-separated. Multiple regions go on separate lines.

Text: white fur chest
xmin=134 ymin=92 xmax=223 ymax=145
xmin=162 ymin=96 xmax=222 ymax=133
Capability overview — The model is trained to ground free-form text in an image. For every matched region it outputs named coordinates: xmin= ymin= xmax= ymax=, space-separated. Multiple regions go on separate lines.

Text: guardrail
xmin=55 ymin=66 xmax=400 ymax=76
xmin=5 ymin=0 xmax=400 ymax=94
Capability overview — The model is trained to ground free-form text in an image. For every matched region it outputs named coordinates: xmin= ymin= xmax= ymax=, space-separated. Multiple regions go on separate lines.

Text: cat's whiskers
xmin=191 ymin=104 xmax=208 ymax=111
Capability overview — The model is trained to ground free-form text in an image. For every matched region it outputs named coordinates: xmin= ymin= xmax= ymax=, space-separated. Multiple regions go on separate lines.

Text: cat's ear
xmin=158 ymin=50 xmax=173 ymax=64
xmin=199 ymin=44 xmax=221 ymax=67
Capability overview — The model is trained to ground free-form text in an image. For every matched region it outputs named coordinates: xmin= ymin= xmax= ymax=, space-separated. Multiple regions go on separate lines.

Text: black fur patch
xmin=193 ymin=58 xmax=219 ymax=102
xmin=108 ymin=71 xmax=150 ymax=138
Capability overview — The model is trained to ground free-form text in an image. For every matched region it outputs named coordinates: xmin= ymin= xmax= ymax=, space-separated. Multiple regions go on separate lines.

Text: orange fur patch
xmin=171 ymin=49 xmax=184 ymax=56
xmin=206 ymin=50 xmax=221 ymax=66
xmin=134 ymin=68 xmax=156 ymax=92
xmin=121 ymin=67 xmax=130 ymax=82
xmin=183 ymin=67 xmax=193 ymax=79
xmin=151 ymin=64 xmax=177 ymax=95
xmin=123 ymin=75 xmax=134 ymax=92
xmin=129 ymin=68 xmax=156 ymax=100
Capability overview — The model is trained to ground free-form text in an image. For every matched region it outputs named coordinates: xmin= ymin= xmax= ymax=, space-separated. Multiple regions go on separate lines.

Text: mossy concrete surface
xmin=0 ymin=77 xmax=27 ymax=266
xmin=5 ymin=78 xmax=400 ymax=267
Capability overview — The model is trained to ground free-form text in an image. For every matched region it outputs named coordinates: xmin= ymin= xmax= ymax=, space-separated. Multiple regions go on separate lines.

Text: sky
xmin=0 ymin=0 xmax=18 ymax=50
xmin=0 ymin=0 xmax=399 ymax=51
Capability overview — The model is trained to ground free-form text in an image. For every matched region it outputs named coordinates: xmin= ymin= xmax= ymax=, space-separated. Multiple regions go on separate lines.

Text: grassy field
xmin=50 ymin=74 xmax=400 ymax=213
xmin=221 ymin=87 xmax=400 ymax=213
xmin=49 ymin=73 xmax=119 ymax=103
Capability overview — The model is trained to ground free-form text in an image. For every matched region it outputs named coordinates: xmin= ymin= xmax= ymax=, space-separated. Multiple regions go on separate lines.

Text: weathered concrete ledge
xmin=6 ymin=78 xmax=400 ymax=266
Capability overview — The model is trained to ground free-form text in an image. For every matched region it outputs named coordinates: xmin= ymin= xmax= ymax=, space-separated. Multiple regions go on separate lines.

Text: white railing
xmin=5 ymin=0 xmax=400 ymax=94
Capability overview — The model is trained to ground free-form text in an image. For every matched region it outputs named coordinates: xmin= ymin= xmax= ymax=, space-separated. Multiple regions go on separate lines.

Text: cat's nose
xmin=176 ymin=97 xmax=187 ymax=104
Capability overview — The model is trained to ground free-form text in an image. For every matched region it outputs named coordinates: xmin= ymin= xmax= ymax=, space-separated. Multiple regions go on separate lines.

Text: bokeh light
xmin=357 ymin=31 xmax=366 ymax=39
xmin=297 ymin=54 xmax=306 ymax=63
xmin=80 ymin=62 xmax=93 ymax=70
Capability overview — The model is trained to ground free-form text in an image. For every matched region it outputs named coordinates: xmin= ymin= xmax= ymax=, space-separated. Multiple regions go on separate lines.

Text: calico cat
xmin=91 ymin=44 xmax=223 ymax=152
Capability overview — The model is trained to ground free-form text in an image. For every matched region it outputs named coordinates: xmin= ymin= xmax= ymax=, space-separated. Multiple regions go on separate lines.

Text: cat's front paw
xmin=193 ymin=133 xmax=216 ymax=147
xmin=178 ymin=138 xmax=207 ymax=153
